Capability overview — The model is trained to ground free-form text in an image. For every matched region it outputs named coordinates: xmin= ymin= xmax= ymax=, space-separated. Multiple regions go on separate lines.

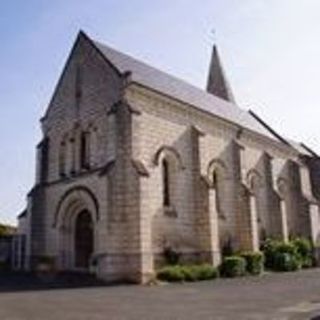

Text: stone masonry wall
xmin=29 ymin=33 xmax=124 ymax=278
xmin=125 ymin=83 xmax=318 ymax=263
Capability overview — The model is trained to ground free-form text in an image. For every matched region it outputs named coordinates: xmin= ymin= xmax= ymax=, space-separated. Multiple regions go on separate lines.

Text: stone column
xmin=249 ymin=194 xmax=259 ymax=252
xmin=189 ymin=126 xmax=211 ymax=264
xmin=279 ymin=199 xmax=289 ymax=242
xmin=103 ymin=99 xmax=153 ymax=284
xmin=29 ymin=186 xmax=47 ymax=268
xmin=309 ymin=203 xmax=320 ymax=265
xmin=309 ymin=203 xmax=320 ymax=244
xmin=220 ymin=140 xmax=242 ymax=251
xmin=208 ymin=188 xmax=221 ymax=266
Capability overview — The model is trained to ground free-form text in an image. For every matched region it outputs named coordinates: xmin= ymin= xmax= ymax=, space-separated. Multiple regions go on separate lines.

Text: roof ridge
xmin=248 ymin=110 xmax=291 ymax=146
xmin=93 ymin=39 xmax=242 ymax=108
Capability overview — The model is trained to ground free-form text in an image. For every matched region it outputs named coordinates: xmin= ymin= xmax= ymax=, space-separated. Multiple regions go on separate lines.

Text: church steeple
xmin=206 ymin=45 xmax=235 ymax=103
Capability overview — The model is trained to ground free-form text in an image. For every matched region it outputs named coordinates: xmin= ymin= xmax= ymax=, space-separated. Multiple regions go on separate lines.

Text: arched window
xmin=90 ymin=127 xmax=98 ymax=168
xmin=70 ymin=137 xmax=76 ymax=175
xmin=80 ymin=131 xmax=91 ymax=169
xmin=154 ymin=146 xmax=183 ymax=214
xmin=162 ymin=158 xmax=171 ymax=207
xmin=59 ymin=141 xmax=66 ymax=177
xmin=247 ymin=170 xmax=263 ymax=223
xmin=212 ymin=170 xmax=222 ymax=216
xmin=38 ymin=137 xmax=49 ymax=183
xmin=208 ymin=159 xmax=227 ymax=219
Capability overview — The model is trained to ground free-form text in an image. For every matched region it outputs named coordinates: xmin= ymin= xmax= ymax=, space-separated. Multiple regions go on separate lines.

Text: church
xmin=19 ymin=31 xmax=320 ymax=283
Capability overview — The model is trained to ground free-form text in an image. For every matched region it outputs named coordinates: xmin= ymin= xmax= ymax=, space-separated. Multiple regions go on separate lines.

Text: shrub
xmin=241 ymin=251 xmax=264 ymax=275
xmin=196 ymin=264 xmax=219 ymax=280
xmin=292 ymin=238 xmax=311 ymax=257
xmin=276 ymin=242 xmax=297 ymax=256
xmin=292 ymin=238 xmax=313 ymax=268
xmin=301 ymin=256 xmax=313 ymax=268
xmin=220 ymin=256 xmax=246 ymax=278
xmin=157 ymin=265 xmax=184 ymax=282
xmin=262 ymin=239 xmax=281 ymax=269
xmin=179 ymin=265 xmax=197 ymax=281
xmin=273 ymin=252 xmax=301 ymax=272
xmin=186 ymin=264 xmax=218 ymax=281
xmin=261 ymin=238 xmax=314 ymax=271
xmin=157 ymin=264 xmax=218 ymax=282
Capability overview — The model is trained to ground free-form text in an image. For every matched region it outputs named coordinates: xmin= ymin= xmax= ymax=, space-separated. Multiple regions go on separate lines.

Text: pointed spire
xmin=206 ymin=45 xmax=236 ymax=103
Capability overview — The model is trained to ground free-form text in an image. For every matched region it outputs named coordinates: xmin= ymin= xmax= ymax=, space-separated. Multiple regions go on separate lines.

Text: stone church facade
xmin=22 ymin=31 xmax=320 ymax=283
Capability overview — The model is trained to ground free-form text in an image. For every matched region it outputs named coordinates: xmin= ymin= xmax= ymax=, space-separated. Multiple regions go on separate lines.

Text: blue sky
xmin=1 ymin=0 xmax=320 ymax=225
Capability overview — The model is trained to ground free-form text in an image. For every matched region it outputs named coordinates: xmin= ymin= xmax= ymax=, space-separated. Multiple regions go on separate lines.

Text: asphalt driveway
xmin=1 ymin=269 xmax=320 ymax=319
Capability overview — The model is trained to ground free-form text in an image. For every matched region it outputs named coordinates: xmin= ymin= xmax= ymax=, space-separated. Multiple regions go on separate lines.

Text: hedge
xmin=157 ymin=265 xmax=184 ymax=282
xmin=157 ymin=264 xmax=218 ymax=282
xmin=240 ymin=251 xmax=264 ymax=275
xmin=262 ymin=237 xmax=313 ymax=272
xmin=292 ymin=238 xmax=313 ymax=268
xmin=220 ymin=256 xmax=246 ymax=278
xmin=273 ymin=252 xmax=301 ymax=272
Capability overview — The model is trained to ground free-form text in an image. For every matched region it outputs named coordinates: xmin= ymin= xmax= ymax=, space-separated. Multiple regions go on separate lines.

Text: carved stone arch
xmin=246 ymin=169 xmax=263 ymax=193
xmin=207 ymin=158 xmax=228 ymax=186
xmin=53 ymin=186 xmax=99 ymax=228
xmin=153 ymin=145 xmax=185 ymax=170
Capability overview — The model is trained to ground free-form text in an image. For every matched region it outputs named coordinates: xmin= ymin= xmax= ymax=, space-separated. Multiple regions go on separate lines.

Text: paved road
xmin=1 ymin=269 xmax=320 ymax=319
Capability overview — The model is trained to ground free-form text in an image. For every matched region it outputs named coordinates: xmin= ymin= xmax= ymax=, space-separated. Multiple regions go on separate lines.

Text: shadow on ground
xmin=0 ymin=271 xmax=122 ymax=292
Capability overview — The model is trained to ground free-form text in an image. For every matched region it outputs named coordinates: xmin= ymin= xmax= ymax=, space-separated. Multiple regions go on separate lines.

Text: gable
xmin=42 ymin=32 xmax=122 ymax=131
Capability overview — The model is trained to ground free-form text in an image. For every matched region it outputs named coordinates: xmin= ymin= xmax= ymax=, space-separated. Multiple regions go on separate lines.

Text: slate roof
xmin=93 ymin=39 xmax=281 ymax=142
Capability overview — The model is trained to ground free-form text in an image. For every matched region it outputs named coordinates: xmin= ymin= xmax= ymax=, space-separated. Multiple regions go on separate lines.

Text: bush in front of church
xmin=157 ymin=264 xmax=219 ymax=282
xmin=185 ymin=264 xmax=219 ymax=281
xmin=272 ymin=252 xmax=301 ymax=272
xmin=262 ymin=239 xmax=282 ymax=269
xmin=220 ymin=256 xmax=247 ymax=278
xmin=157 ymin=265 xmax=185 ymax=282
xmin=262 ymin=237 xmax=314 ymax=272
xmin=291 ymin=237 xmax=313 ymax=268
xmin=240 ymin=251 xmax=264 ymax=275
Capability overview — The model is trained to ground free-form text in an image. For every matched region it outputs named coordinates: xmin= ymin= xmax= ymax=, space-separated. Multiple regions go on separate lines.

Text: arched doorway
xmin=75 ymin=210 xmax=93 ymax=269
xmin=54 ymin=187 xmax=99 ymax=271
